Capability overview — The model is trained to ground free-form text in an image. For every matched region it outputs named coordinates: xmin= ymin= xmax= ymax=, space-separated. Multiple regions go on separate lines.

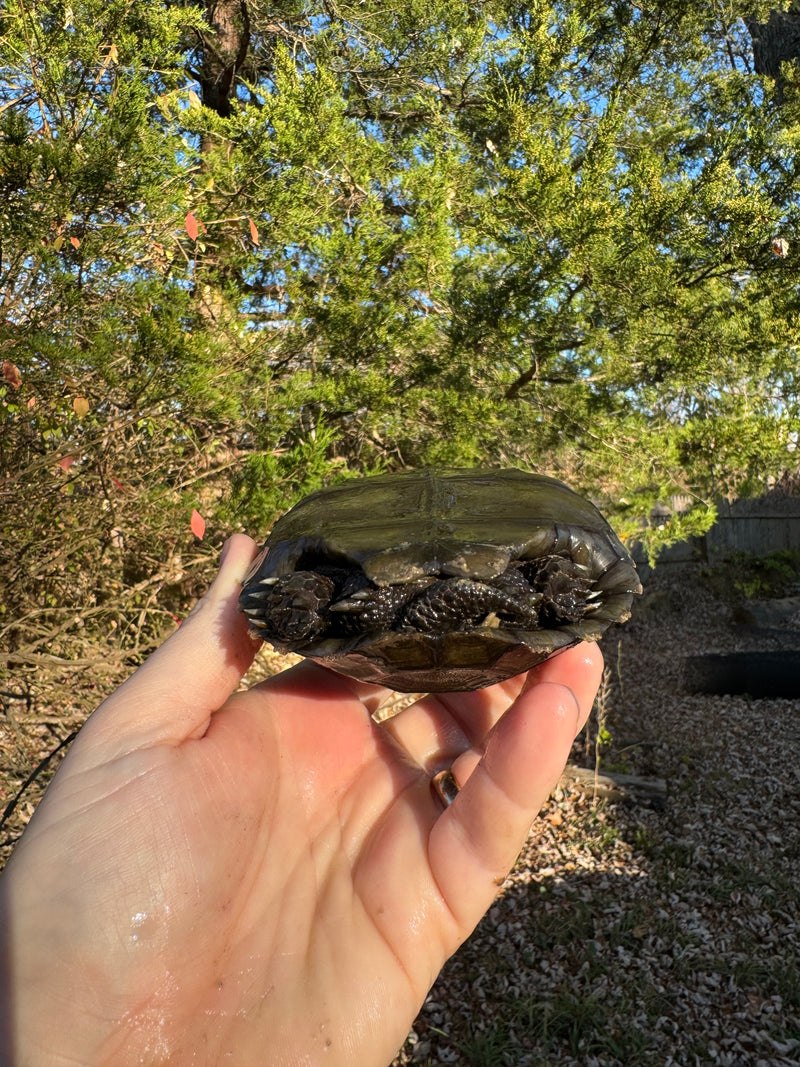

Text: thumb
xmin=71 ymin=534 xmax=261 ymax=764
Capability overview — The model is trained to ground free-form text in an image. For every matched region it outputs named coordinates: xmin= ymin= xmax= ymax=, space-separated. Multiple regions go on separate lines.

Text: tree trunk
xmin=745 ymin=6 xmax=800 ymax=98
xmin=193 ymin=0 xmax=251 ymax=327
xmin=198 ymin=0 xmax=250 ymax=120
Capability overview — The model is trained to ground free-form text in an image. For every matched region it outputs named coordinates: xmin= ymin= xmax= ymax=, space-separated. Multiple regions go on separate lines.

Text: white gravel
xmin=393 ymin=565 xmax=800 ymax=1067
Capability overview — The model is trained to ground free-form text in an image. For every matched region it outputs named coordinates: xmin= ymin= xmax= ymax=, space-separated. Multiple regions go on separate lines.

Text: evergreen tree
xmin=2 ymin=0 xmax=800 ymax=676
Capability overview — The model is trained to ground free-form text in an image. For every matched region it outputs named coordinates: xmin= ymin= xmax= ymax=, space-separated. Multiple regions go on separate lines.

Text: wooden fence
xmin=634 ymin=495 xmax=800 ymax=570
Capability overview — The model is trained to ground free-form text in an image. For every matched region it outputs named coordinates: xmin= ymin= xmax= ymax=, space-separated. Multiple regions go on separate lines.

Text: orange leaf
xmin=73 ymin=396 xmax=90 ymax=417
xmin=248 ymin=216 xmax=259 ymax=245
xmin=111 ymin=476 xmax=125 ymax=492
xmin=69 ymin=235 xmax=80 ymax=249
xmin=190 ymin=509 xmax=206 ymax=539
xmin=2 ymin=361 xmax=22 ymax=389
xmin=58 ymin=454 xmax=77 ymax=472
xmin=185 ymin=211 xmax=199 ymax=241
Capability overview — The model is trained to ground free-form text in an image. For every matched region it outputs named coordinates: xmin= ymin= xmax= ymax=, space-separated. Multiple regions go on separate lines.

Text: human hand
xmin=0 ymin=535 xmax=603 ymax=1067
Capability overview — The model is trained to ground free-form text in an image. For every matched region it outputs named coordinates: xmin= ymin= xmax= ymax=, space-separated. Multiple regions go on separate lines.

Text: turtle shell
xmin=239 ymin=468 xmax=641 ymax=692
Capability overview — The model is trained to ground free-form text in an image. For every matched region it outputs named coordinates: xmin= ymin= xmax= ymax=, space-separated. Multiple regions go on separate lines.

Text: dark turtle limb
xmin=243 ymin=555 xmax=599 ymax=648
xmin=328 ymin=578 xmax=432 ymax=634
xmin=240 ymin=571 xmax=334 ymax=642
xmin=241 ymin=569 xmax=430 ymax=644
xmin=400 ymin=557 xmax=597 ymax=635
xmin=401 ymin=577 xmax=542 ymax=634
xmin=531 ymin=556 xmax=596 ymax=623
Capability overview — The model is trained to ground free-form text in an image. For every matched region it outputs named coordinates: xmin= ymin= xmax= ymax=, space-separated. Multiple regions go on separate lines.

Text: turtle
xmin=238 ymin=468 xmax=641 ymax=692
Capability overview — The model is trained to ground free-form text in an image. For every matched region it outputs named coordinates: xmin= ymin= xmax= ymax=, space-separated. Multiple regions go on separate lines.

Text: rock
xmin=559 ymin=763 xmax=667 ymax=807
xmin=731 ymin=596 xmax=800 ymax=630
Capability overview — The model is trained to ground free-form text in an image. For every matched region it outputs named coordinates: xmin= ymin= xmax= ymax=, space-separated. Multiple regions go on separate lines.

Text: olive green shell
xmin=241 ymin=468 xmax=641 ymax=692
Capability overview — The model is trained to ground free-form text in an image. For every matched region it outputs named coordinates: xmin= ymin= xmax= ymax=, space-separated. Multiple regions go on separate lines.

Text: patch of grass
xmin=605 ymin=901 xmax=681 ymax=952
xmin=566 ymin=807 xmax=625 ymax=856
xmin=705 ymin=859 xmax=794 ymax=901
xmin=457 ymin=946 xmax=518 ymax=986
xmin=655 ymin=838 xmax=696 ymax=869
xmin=507 ymin=990 xmax=657 ymax=1063
xmin=510 ymin=991 xmax=607 ymax=1055
xmin=458 ymin=1023 xmax=517 ymax=1066
xmin=731 ymin=955 xmax=800 ymax=1010
xmin=523 ymin=894 xmax=597 ymax=951
xmin=699 ymin=549 xmax=800 ymax=602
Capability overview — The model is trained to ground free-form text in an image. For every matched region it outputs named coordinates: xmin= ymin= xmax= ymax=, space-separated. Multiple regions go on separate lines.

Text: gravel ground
xmin=2 ymin=565 xmax=798 ymax=1065
xmin=393 ymin=566 xmax=800 ymax=1067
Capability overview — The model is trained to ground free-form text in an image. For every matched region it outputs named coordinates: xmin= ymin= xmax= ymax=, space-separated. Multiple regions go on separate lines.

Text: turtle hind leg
xmin=525 ymin=556 xmax=595 ymax=623
xmin=401 ymin=578 xmax=542 ymax=635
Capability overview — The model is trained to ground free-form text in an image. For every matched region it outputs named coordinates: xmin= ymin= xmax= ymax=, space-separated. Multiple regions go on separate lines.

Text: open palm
xmin=0 ymin=535 xmax=602 ymax=1067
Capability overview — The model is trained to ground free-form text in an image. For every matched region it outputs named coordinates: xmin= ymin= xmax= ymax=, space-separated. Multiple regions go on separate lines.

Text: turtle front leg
xmin=240 ymin=571 xmax=335 ymax=644
xmin=328 ymin=578 xmax=433 ymax=637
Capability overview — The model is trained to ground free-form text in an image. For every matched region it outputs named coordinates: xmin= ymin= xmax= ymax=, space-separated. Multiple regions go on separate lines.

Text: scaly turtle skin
xmin=239 ymin=468 xmax=641 ymax=692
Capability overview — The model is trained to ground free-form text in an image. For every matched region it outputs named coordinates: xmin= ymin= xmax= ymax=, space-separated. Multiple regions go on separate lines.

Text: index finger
xmin=427 ymin=641 xmax=603 ymax=934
